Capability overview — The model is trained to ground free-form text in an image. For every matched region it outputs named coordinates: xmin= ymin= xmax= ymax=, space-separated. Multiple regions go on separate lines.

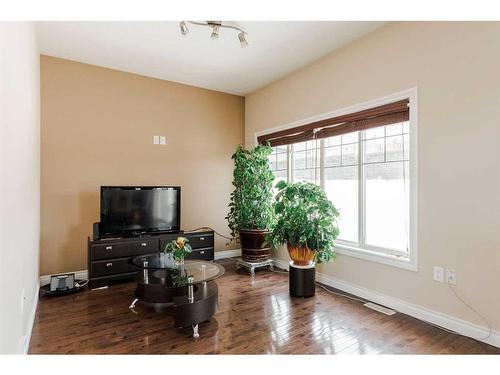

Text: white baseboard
xmin=214 ymin=248 xmax=241 ymax=260
xmin=37 ymin=251 xmax=239 ymax=286
xmin=17 ymin=282 xmax=39 ymax=354
xmin=39 ymin=270 xmax=88 ymax=286
xmin=272 ymin=258 xmax=500 ymax=348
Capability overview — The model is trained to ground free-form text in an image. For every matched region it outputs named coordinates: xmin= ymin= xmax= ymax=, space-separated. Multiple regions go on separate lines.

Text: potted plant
xmin=226 ymin=144 xmax=275 ymax=262
xmin=267 ymin=181 xmax=340 ymax=266
xmin=164 ymin=237 xmax=192 ymax=265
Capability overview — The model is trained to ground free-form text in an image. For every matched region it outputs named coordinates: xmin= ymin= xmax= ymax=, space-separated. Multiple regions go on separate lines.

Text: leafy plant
xmin=164 ymin=237 xmax=192 ymax=261
xmin=267 ymin=181 xmax=340 ymax=264
xmin=226 ymin=144 xmax=275 ymax=237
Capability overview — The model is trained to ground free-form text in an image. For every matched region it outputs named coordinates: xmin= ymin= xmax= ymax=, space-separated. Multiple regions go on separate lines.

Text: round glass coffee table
xmin=130 ymin=254 xmax=225 ymax=338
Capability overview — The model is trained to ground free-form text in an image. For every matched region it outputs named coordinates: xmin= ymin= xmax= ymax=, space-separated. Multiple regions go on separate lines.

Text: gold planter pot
xmin=287 ymin=243 xmax=316 ymax=266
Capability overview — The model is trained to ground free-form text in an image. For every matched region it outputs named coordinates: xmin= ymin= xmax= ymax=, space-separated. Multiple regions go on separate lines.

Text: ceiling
xmin=36 ymin=21 xmax=385 ymax=96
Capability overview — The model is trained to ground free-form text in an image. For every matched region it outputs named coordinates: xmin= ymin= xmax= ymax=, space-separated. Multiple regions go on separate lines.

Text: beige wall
xmin=246 ymin=22 xmax=500 ymax=330
xmin=41 ymin=55 xmax=244 ymax=276
xmin=0 ymin=22 xmax=40 ymax=353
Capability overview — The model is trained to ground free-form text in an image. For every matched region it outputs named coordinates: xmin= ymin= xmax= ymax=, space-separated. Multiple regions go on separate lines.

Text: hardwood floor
xmin=29 ymin=259 xmax=500 ymax=354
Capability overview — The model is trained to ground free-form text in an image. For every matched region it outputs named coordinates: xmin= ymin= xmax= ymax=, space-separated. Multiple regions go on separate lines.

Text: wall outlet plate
xmin=160 ymin=136 xmax=166 ymax=145
xmin=433 ymin=266 xmax=444 ymax=282
xmin=446 ymin=269 xmax=457 ymax=285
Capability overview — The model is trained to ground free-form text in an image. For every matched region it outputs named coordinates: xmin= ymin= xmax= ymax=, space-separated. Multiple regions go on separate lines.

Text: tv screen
xmin=100 ymin=186 xmax=180 ymax=236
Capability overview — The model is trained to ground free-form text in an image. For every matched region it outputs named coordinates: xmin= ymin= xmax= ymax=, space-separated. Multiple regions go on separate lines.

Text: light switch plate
xmin=433 ymin=266 xmax=444 ymax=282
xmin=153 ymin=135 xmax=160 ymax=145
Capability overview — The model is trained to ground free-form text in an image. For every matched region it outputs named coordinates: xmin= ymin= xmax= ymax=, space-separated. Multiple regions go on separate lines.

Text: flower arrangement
xmin=164 ymin=237 xmax=192 ymax=263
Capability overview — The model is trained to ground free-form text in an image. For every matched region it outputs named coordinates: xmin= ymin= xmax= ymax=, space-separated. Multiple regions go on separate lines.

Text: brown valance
xmin=258 ymin=99 xmax=409 ymax=147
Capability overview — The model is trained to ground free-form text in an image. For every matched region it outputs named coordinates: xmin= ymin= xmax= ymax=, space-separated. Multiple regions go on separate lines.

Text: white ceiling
xmin=36 ymin=21 xmax=385 ymax=96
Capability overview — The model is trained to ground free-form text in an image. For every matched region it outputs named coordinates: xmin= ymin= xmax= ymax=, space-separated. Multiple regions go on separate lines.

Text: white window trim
xmin=255 ymin=88 xmax=418 ymax=272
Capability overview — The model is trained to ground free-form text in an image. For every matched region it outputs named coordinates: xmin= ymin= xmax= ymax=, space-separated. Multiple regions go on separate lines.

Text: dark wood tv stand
xmin=87 ymin=230 xmax=215 ymax=289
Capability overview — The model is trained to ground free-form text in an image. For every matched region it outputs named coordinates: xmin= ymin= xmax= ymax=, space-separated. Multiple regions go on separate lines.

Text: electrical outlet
xmin=433 ymin=266 xmax=444 ymax=282
xmin=446 ymin=269 xmax=457 ymax=285
xmin=159 ymin=136 xmax=166 ymax=145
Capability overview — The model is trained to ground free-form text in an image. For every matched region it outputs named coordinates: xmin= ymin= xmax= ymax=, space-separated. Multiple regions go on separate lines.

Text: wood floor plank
xmin=29 ymin=259 xmax=500 ymax=354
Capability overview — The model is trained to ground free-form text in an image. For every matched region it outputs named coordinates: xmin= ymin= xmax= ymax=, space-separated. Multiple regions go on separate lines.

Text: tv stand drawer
xmin=185 ymin=247 xmax=214 ymax=261
xmin=91 ymin=238 xmax=159 ymax=260
xmin=159 ymin=232 xmax=214 ymax=251
xmin=91 ymin=258 xmax=138 ymax=277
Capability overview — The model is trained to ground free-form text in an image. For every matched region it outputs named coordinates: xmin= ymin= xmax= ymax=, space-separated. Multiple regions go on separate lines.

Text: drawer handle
xmin=106 ymin=263 xmax=113 ymax=267
xmin=200 ymin=251 xmax=205 ymax=254
xmin=200 ymin=237 xmax=205 ymax=241
xmin=141 ymin=242 xmax=147 ymax=247
xmin=105 ymin=246 xmax=113 ymax=250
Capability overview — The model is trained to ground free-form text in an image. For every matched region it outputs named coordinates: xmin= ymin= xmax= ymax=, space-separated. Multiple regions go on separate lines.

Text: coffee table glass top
xmin=130 ymin=254 xmax=225 ymax=286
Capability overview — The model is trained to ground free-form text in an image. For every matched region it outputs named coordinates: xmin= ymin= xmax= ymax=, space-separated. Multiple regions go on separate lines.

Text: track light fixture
xmin=179 ymin=21 xmax=189 ymax=36
xmin=238 ymin=32 xmax=248 ymax=48
xmin=179 ymin=21 xmax=248 ymax=48
xmin=210 ymin=24 xmax=220 ymax=40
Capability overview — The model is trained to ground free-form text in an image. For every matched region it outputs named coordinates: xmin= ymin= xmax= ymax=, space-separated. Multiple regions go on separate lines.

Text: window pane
xmin=277 ymin=151 xmax=287 ymax=170
xmin=324 ymin=146 xmax=341 ymax=167
xmin=267 ymin=152 xmax=276 ymax=171
xmin=365 ymin=161 xmax=409 ymax=252
xmin=364 ymin=126 xmax=385 ymax=140
xmin=342 ymin=143 xmax=358 ymax=166
xmin=293 ymin=150 xmax=306 ymax=169
xmin=292 ymin=140 xmax=320 ymax=185
xmin=386 ymin=123 xmax=403 ymax=136
xmin=324 ymin=135 xmax=341 ymax=147
xmin=269 ymin=146 xmax=288 ymax=193
xmin=342 ymin=132 xmax=358 ymax=144
xmin=386 ymin=135 xmax=404 ymax=161
xmin=325 ymin=166 xmax=358 ymax=242
xmin=294 ymin=168 xmax=318 ymax=184
xmin=364 ymin=138 xmax=385 ymax=163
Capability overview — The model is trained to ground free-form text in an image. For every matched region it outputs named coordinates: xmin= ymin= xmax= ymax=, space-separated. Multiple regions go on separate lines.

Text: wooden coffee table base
xmin=129 ymin=280 xmax=218 ymax=338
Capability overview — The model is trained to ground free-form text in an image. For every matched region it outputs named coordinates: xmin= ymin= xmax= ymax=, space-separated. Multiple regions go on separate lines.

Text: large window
xmin=262 ymin=94 xmax=416 ymax=269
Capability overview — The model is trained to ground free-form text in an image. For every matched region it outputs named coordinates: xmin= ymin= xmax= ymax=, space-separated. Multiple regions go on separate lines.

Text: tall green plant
xmin=226 ymin=144 xmax=275 ymax=237
xmin=267 ymin=181 xmax=340 ymax=263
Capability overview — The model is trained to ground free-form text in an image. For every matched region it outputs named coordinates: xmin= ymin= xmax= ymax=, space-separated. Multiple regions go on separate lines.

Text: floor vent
xmin=363 ymin=302 xmax=396 ymax=316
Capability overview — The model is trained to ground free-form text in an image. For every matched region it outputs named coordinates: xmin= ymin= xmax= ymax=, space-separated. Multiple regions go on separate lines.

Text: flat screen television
xmin=100 ymin=186 xmax=181 ymax=237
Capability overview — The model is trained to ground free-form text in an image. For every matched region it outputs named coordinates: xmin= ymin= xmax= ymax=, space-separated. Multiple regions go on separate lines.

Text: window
xmin=262 ymin=93 xmax=416 ymax=270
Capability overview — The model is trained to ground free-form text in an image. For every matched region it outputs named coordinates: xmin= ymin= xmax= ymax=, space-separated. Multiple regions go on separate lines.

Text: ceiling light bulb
xmin=179 ymin=21 xmax=189 ymax=36
xmin=210 ymin=25 xmax=220 ymax=39
xmin=238 ymin=32 xmax=248 ymax=48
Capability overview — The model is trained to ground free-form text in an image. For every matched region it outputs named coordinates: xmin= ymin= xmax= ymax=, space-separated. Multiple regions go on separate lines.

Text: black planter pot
xmin=239 ymin=229 xmax=271 ymax=263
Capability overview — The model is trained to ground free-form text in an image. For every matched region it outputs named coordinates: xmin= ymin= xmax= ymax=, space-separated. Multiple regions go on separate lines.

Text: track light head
xmin=179 ymin=21 xmax=189 ymax=36
xmin=210 ymin=25 xmax=220 ymax=40
xmin=238 ymin=32 xmax=248 ymax=48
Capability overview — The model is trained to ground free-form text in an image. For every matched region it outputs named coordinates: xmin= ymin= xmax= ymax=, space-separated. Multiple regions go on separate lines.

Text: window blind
xmin=258 ymin=99 xmax=409 ymax=147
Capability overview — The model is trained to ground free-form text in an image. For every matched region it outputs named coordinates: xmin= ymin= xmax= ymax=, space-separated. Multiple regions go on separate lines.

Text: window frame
xmin=258 ymin=88 xmax=418 ymax=271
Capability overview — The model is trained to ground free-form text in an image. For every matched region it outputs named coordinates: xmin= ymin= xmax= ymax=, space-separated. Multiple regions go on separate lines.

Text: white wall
xmin=246 ymin=22 xmax=500 ymax=334
xmin=0 ymin=22 xmax=40 ymax=354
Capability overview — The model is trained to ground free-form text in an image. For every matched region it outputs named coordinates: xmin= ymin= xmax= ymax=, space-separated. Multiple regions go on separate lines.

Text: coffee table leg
xmin=129 ymin=298 xmax=139 ymax=309
xmin=192 ymin=324 xmax=199 ymax=338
